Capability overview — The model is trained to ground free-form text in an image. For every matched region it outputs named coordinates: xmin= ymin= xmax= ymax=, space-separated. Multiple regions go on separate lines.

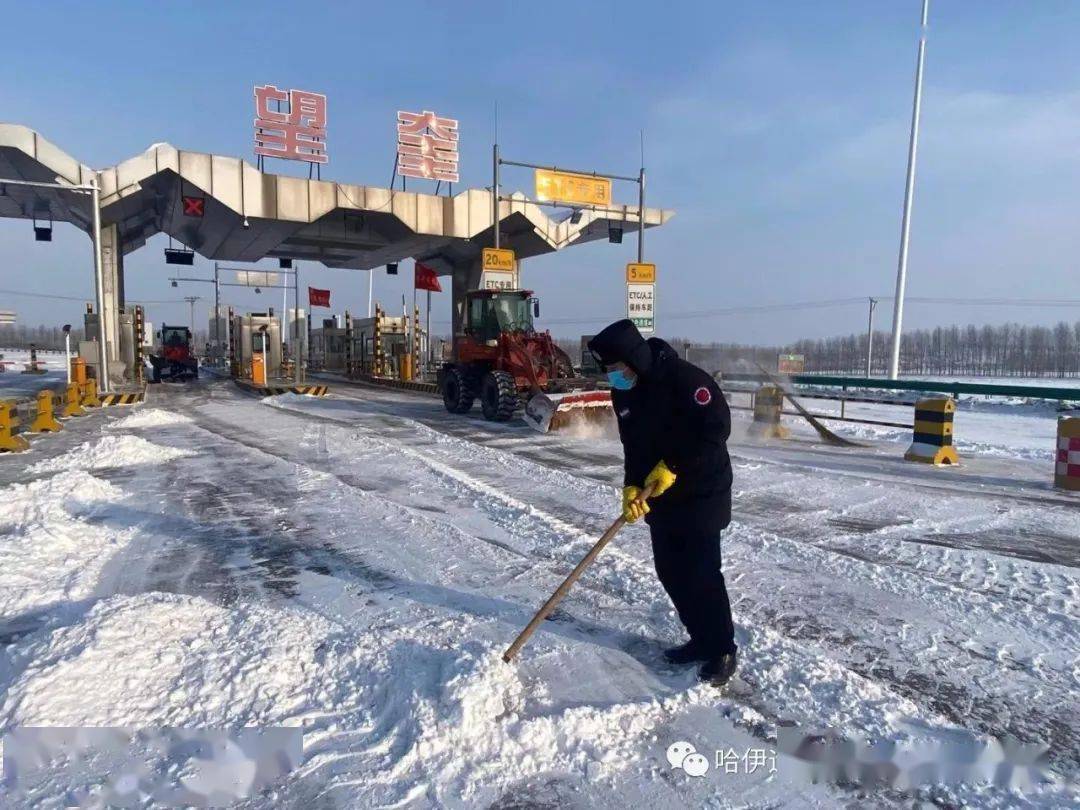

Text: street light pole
xmin=492 ymin=142 xmax=501 ymax=250
xmin=294 ymin=262 xmax=301 ymax=384
xmin=866 ymin=297 xmax=878 ymax=377
xmin=90 ymin=177 xmax=110 ymax=393
xmin=887 ymin=0 xmax=930 ymax=380
xmin=184 ymin=296 xmax=199 ymax=334
xmin=214 ymin=262 xmax=221 ymax=365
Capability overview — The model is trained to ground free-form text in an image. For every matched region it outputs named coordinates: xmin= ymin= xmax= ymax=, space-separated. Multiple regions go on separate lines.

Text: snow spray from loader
xmin=754 ymin=363 xmax=863 ymax=448
xmin=503 ymin=482 xmax=657 ymax=662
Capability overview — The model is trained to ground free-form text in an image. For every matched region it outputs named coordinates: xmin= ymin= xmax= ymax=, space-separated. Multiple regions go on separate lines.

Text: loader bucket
xmin=523 ymin=390 xmax=614 ymax=433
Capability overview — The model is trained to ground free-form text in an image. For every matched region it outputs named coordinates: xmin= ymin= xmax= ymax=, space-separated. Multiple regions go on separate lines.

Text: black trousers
xmin=650 ymin=525 xmax=737 ymax=657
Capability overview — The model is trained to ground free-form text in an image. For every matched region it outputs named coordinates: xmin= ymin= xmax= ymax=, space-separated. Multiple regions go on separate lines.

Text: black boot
xmin=698 ymin=651 xmax=738 ymax=687
xmin=663 ymin=640 xmax=710 ymax=665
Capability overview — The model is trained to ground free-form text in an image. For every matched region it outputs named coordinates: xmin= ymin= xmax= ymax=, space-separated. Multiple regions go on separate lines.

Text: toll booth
xmin=230 ymin=312 xmax=282 ymax=383
xmin=81 ymin=304 xmax=146 ymax=385
xmin=345 ymin=311 xmax=409 ymax=378
xmin=309 ymin=318 xmax=347 ymax=373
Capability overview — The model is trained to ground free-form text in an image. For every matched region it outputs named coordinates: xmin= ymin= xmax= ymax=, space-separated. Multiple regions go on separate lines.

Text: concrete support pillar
xmin=450 ymin=257 xmax=483 ymax=359
xmin=99 ymin=223 xmax=126 ymax=384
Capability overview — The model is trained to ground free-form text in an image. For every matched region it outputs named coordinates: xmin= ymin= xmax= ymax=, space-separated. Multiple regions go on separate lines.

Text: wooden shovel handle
xmin=502 ymin=482 xmax=658 ymax=663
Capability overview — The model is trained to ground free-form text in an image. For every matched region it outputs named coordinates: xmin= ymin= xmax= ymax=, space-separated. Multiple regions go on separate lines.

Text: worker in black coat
xmin=587 ymin=319 xmax=738 ymax=686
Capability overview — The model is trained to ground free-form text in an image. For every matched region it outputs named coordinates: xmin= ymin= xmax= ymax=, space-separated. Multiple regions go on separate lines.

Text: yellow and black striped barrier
xmin=235 ymin=380 xmax=329 ymax=397
xmin=0 ymin=400 xmax=29 ymax=452
xmin=100 ymin=390 xmax=146 ymax=406
xmin=904 ymin=396 xmax=959 ymax=466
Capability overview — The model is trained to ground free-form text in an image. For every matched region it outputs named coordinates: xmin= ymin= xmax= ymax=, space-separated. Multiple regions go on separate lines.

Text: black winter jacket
xmin=612 ymin=339 xmax=733 ymax=534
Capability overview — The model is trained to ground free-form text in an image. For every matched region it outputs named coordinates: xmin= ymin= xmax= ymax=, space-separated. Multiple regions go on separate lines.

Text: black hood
xmin=587 ymin=319 xmax=653 ymax=376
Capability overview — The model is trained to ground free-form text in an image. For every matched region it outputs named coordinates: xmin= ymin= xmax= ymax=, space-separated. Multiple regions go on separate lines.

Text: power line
xmin=0 ymin=287 xmax=186 ymax=304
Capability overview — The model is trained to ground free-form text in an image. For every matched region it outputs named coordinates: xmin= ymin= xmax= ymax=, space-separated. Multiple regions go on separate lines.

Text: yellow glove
xmin=622 ymin=486 xmax=650 ymax=523
xmin=644 ymin=460 xmax=677 ymax=497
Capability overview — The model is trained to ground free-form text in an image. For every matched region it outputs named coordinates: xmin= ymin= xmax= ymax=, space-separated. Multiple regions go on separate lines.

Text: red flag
xmin=414 ymin=262 xmax=442 ymax=293
xmin=308 ymin=287 xmax=331 ymax=308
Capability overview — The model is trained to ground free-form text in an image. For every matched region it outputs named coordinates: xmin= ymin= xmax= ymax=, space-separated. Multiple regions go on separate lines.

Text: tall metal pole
xmin=426 ymin=289 xmax=432 ymax=367
xmin=90 ymin=178 xmax=110 ymax=393
xmin=887 ymin=0 xmax=930 ymax=380
xmin=185 ymin=296 xmax=199 ymax=333
xmin=637 ymin=130 xmax=646 ymax=263
xmin=637 ymin=168 xmax=646 ymax=263
xmin=492 ymin=143 xmax=501 ymax=249
xmin=367 ymin=269 xmax=373 ymax=317
xmin=294 ymin=262 xmax=301 ymax=384
xmin=866 ymin=297 xmax=878 ymax=377
xmin=217 ymin=264 xmax=223 ymax=367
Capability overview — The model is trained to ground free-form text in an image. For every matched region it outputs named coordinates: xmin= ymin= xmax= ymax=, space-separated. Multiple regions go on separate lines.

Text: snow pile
xmin=106 ymin=408 xmax=193 ymax=429
xmin=29 ymin=434 xmax=196 ymax=473
xmin=1 ymin=592 xmax=357 ymax=729
xmin=264 ymin=392 xmax=312 ymax=407
xmin=0 ymin=471 xmax=130 ymax=620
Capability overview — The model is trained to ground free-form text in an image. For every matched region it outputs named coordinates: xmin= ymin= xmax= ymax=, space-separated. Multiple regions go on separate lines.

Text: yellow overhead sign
xmin=626 ymin=263 xmax=656 ymax=283
xmin=482 ymin=247 xmax=516 ymax=272
xmin=535 ymin=169 xmax=612 ymax=207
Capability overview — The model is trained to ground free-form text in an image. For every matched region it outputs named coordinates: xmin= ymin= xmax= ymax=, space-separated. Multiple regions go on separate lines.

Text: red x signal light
xmin=182 ymin=196 xmax=205 ymax=217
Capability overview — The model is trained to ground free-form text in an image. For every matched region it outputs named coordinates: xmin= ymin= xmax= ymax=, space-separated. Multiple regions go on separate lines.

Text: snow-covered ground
xmin=0 ymin=348 xmax=67 ymax=400
xmin=0 ymin=379 xmax=1076 ymax=807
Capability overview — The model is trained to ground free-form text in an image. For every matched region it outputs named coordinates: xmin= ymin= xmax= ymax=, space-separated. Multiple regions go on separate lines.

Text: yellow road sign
xmin=535 ymin=169 xmax=612 ymax=207
xmin=626 ymin=263 xmax=656 ymax=283
xmin=482 ymin=247 xmax=516 ymax=272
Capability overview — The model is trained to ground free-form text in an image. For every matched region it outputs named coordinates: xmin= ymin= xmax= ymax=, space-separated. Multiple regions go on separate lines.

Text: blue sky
xmin=2 ymin=0 xmax=1080 ymax=343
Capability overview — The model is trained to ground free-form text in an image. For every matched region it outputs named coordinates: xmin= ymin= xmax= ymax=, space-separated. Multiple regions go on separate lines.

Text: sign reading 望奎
xmin=627 ymin=283 xmax=654 ymax=334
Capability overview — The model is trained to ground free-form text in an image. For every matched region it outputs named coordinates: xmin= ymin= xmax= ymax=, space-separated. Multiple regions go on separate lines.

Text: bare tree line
xmin=560 ymin=319 xmax=1080 ymax=379
xmin=0 ymin=324 xmax=86 ymax=351
xmin=787 ymin=320 xmax=1080 ymax=377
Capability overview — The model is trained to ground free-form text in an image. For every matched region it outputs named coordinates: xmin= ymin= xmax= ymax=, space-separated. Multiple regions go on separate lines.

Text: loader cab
xmin=464 ymin=290 xmax=540 ymax=343
xmin=160 ymin=326 xmax=190 ymax=349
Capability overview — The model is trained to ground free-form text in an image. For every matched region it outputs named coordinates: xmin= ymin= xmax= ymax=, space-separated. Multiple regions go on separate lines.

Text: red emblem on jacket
xmin=694 ymin=386 xmax=712 ymax=406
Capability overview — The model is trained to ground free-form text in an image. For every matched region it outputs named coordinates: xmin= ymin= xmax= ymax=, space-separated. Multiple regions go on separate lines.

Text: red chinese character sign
xmin=254 ymin=85 xmax=328 ymax=164
xmin=397 ymin=110 xmax=459 ymax=183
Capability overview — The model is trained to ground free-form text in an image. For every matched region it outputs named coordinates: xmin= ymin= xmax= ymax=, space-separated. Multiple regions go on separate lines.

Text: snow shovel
xmin=754 ymin=363 xmax=864 ymax=448
xmin=502 ymin=481 xmax=657 ymax=663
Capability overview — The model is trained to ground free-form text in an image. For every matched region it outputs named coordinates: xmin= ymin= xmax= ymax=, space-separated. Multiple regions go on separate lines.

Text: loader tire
xmin=442 ymin=365 xmax=475 ymax=414
xmin=480 ymin=370 xmax=518 ymax=422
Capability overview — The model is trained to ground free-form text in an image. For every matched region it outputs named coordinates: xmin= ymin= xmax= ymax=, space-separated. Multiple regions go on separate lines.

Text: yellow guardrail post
xmin=750 ymin=384 xmax=789 ymax=439
xmin=1055 ymin=416 xmax=1080 ymax=492
xmin=904 ymin=396 xmax=959 ymax=465
xmin=80 ymin=379 xmax=102 ymax=408
xmin=61 ymin=383 xmax=86 ymax=417
xmin=0 ymin=400 xmax=30 ymax=452
xmin=29 ymin=390 xmax=62 ymax=433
